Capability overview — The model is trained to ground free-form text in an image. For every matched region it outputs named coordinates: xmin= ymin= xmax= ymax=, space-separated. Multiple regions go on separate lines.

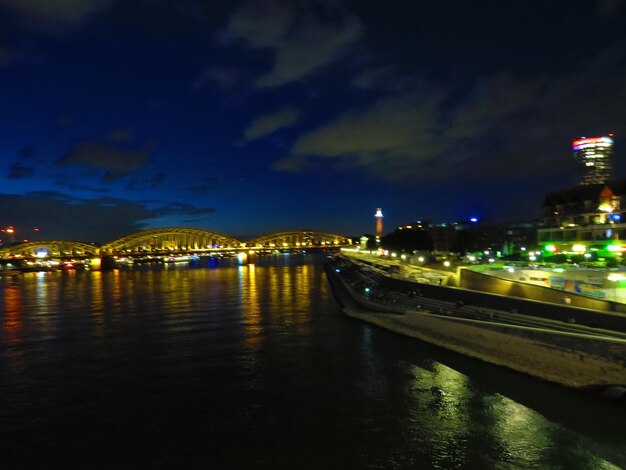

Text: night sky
xmin=1 ymin=0 xmax=626 ymax=243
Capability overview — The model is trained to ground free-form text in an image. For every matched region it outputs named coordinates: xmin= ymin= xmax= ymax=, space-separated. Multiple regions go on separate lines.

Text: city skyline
xmin=1 ymin=0 xmax=626 ymax=241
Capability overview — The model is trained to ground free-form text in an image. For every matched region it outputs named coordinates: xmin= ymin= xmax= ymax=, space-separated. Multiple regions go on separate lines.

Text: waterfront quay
xmin=329 ymin=253 xmax=626 ymax=394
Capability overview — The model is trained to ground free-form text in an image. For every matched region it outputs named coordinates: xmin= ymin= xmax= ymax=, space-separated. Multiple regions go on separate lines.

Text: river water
xmin=1 ymin=254 xmax=625 ymax=469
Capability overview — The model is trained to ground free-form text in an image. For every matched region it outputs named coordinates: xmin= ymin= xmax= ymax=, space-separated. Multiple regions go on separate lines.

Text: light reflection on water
xmin=1 ymin=255 xmax=625 ymax=469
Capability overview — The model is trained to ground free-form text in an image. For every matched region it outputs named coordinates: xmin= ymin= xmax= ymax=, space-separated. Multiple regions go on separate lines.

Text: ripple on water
xmin=1 ymin=258 xmax=625 ymax=469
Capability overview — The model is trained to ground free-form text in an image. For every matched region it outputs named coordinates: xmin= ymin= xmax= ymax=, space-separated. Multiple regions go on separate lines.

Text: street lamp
xmin=5 ymin=227 xmax=15 ymax=243
xmin=606 ymin=273 xmax=626 ymax=302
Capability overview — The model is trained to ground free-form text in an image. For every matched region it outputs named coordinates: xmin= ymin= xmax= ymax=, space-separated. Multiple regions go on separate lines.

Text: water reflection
xmin=1 ymin=257 xmax=625 ymax=469
xmin=240 ymin=264 xmax=263 ymax=350
xmin=407 ymin=363 xmax=471 ymax=468
xmin=402 ymin=360 xmax=623 ymax=469
xmin=2 ymin=284 xmax=22 ymax=343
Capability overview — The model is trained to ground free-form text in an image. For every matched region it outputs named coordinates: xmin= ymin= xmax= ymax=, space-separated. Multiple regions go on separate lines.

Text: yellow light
xmin=545 ymin=245 xmax=557 ymax=252
xmin=598 ymin=203 xmax=614 ymax=213
xmin=607 ymin=273 xmax=626 ymax=281
xmin=443 ymin=261 xmax=450 ymax=267
xmin=571 ymin=244 xmax=586 ymax=253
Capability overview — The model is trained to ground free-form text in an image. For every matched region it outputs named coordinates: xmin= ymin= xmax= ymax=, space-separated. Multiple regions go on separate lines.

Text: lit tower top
xmin=572 ymin=135 xmax=614 ymax=185
xmin=375 ymin=208 xmax=383 ymax=238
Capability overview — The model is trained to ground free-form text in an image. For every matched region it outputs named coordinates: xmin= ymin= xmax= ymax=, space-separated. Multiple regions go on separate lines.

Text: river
xmin=1 ymin=254 xmax=625 ymax=469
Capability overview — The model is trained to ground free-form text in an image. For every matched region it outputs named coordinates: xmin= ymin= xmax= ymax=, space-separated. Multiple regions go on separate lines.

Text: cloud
xmin=192 ymin=66 xmax=244 ymax=91
xmin=220 ymin=0 xmax=363 ymax=87
xmin=186 ymin=176 xmax=219 ymax=195
xmin=0 ymin=192 xmax=152 ymax=242
xmin=57 ymin=140 xmax=155 ymax=181
xmin=17 ymin=145 xmax=36 ymax=159
xmin=241 ymin=106 xmax=300 ymax=142
xmin=220 ymin=0 xmax=294 ymax=49
xmin=596 ymin=0 xmax=623 ymax=17
xmin=8 ymin=164 xmax=34 ymax=179
xmin=0 ymin=192 xmax=217 ymax=242
xmin=350 ymin=66 xmax=397 ymax=90
xmin=126 ymin=171 xmax=167 ymax=191
xmin=0 ymin=0 xmax=114 ymax=33
xmin=275 ymin=93 xmax=442 ymax=174
xmin=53 ymin=175 xmax=110 ymax=193
xmin=106 ymin=127 xmax=135 ymax=143
xmin=276 ymin=48 xmax=626 ymax=183
xmin=155 ymin=202 xmax=215 ymax=217
xmin=0 ymin=44 xmax=16 ymax=66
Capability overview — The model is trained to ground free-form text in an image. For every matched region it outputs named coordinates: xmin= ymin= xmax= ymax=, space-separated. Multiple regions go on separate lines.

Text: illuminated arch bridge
xmin=0 ymin=228 xmax=352 ymax=258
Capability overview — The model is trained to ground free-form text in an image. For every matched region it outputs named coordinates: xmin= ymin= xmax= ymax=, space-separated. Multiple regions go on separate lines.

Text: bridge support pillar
xmin=100 ymin=255 xmax=116 ymax=271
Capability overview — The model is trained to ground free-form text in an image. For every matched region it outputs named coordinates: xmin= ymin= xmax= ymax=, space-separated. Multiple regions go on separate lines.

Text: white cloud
xmin=0 ymin=0 xmax=114 ymax=32
xmin=220 ymin=0 xmax=363 ymax=87
xmin=242 ymin=106 xmax=300 ymax=142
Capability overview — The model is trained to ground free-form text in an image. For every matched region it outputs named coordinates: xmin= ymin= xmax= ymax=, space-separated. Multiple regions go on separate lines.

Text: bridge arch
xmin=0 ymin=240 xmax=98 ymax=259
xmin=247 ymin=231 xmax=352 ymax=248
xmin=100 ymin=227 xmax=244 ymax=254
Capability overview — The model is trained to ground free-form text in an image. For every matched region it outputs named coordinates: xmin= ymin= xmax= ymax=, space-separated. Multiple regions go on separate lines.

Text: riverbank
xmin=326 ymin=256 xmax=626 ymax=395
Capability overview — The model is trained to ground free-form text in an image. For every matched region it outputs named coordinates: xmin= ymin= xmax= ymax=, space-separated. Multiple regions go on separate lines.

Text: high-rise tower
xmin=572 ymin=135 xmax=614 ymax=185
xmin=375 ymin=208 xmax=383 ymax=239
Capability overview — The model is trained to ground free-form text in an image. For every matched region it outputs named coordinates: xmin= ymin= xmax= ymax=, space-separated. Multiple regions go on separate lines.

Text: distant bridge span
xmin=247 ymin=231 xmax=352 ymax=248
xmin=99 ymin=227 xmax=243 ymax=253
xmin=0 ymin=240 xmax=98 ymax=258
xmin=0 ymin=228 xmax=352 ymax=259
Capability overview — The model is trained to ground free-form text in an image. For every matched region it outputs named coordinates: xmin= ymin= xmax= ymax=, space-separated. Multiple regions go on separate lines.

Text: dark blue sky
xmin=1 ymin=0 xmax=626 ymax=242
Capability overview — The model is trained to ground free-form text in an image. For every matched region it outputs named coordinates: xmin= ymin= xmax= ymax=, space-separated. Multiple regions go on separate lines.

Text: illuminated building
xmin=375 ymin=208 xmax=383 ymax=240
xmin=539 ymin=181 xmax=626 ymax=261
xmin=535 ymin=136 xmax=624 ymax=260
xmin=573 ymin=135 xmax=614 ymax=185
